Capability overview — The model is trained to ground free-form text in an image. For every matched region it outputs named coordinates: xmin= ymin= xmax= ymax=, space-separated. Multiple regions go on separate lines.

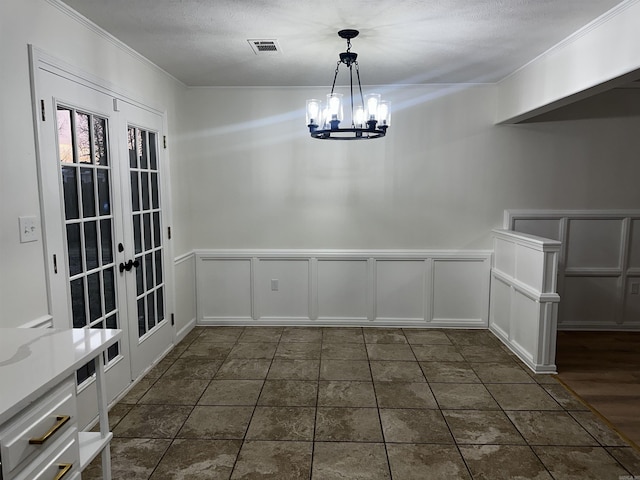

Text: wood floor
xmin=555 ymin=331 xmax=640 ymax=447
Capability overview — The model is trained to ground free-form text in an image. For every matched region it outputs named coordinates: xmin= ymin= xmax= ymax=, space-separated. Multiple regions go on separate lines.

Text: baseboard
xmin=176 ymin=317 xmax=197 ymax=342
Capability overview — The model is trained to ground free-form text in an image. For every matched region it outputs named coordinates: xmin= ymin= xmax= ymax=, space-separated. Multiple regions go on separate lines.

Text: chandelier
xmin=306 ymin=29 xmax=390 ymax=140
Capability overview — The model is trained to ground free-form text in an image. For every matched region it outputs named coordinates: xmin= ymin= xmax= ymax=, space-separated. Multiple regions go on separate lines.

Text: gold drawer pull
xmin=53 ymin=463 xmax=72 ymax=480
xmin=28 ymin=415 xmax=71 ymax=445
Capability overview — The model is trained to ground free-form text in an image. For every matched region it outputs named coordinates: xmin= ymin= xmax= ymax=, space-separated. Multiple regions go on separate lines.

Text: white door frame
xmin=29 ymin=45 xmax=176 ymax=402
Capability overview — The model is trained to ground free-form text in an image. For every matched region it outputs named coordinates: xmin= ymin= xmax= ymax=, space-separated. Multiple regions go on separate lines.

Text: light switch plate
xmin=19 ymin=216 xmax=38 ymax=243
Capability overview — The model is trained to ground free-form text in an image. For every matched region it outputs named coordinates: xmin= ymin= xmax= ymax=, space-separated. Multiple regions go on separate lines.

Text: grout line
xmin=227 ymin=327 xmax=280 ymax=479
xmin=366 ymin=328 xmax=395 ymax=479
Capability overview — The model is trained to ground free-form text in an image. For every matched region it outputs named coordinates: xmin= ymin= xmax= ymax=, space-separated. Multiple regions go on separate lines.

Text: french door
xmin=34 ymin=60 xmax=173 ymax=419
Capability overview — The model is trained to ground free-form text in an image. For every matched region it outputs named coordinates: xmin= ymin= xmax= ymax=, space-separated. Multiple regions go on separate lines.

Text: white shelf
xmin=79 ymin=431 xmax=113 ymax=470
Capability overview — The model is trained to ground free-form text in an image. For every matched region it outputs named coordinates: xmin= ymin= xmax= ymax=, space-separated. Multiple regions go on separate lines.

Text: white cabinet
xmin=0 ymin=328 xmax=121 ymax=480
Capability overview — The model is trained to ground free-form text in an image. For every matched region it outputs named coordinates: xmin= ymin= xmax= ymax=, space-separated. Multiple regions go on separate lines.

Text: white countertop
xmin=0 ymin=328 xmax=122 ymax=425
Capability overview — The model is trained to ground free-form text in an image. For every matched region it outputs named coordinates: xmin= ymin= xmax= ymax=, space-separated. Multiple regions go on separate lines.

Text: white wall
xmin=178 ymin=84 xmax=640 ymax=251
xmin=496 ymin=1 xmax=640 ymax=123
xmin=3 ymin=0 xmax=640 ymax=333
xmin=0 ymin=0 xmax=184 ymax=328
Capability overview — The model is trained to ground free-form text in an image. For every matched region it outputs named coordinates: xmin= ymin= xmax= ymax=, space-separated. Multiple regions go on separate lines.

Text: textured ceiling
xmin=59 ymin=0 xmax=625 ymax=87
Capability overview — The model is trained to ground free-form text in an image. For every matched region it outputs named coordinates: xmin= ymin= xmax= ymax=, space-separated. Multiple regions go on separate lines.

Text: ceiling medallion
xmin=306 ymin=29 xmax=390 ymax=140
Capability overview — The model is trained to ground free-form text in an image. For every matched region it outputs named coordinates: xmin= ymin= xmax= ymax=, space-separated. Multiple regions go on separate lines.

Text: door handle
xmin=119 ymin=259 xmax=140 ymax=273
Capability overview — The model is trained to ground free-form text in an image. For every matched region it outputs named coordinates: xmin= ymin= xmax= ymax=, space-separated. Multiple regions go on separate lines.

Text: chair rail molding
xmin=194 ymin=249 xmax=491 ymax=328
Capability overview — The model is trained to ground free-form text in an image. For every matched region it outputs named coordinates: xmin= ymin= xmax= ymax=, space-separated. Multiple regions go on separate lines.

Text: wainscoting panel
xmin=375 ymin=260 xmax=426 ymax=323
xmin=174 ymin=252 xmax=197 ymax=341
xmin=489 ymin=229 xmax=561 ymax=373
xmin=629 ymin=219 xmax=640 ymax=270
xmin=562 ymin=276 xmax=620 ymax=325
xmin=195 ymin=250 xmax=491 ymax=327
xmin=506 ymin=210 xmax=640 ymax=330
xmin=317 ymin=259 xmax=369 ymax=321
xmin=256 ymin=259 xmax=310 ymax=321
xmin=198 ymin=258 xmax=253 ymax=322
xmin=565 ymin=219 xmax=623 ymax=269
xmin=432 ymin=259 xmax=488 ymax=326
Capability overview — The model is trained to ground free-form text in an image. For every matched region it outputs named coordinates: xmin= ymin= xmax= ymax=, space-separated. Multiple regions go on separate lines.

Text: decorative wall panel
xmin=195 ymin=250 xmax=491 ymax=327
xmin=506 ymin=210 xmax=640 ymax=330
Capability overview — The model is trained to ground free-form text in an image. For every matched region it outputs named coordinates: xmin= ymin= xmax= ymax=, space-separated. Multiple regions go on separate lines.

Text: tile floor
xmin=84 ymin=327 xmax=640 ymax=480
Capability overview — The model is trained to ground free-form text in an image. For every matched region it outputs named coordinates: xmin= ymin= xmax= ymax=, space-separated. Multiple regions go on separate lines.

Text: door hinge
xmin=163 ymin=135 xmax=167 ymax=149
xmin=171 ymin=313 xmax=175 ymax=326
xmin=53 ymin=253 xmax=58 ymax=274
xmin=40 ymin=100 xmax=46 ymax=121
xmin=167 ymin=226 xmax=172 ymax=239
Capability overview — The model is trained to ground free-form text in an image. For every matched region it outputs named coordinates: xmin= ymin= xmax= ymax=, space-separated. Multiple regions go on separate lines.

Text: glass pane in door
xmin=128 ymin=127 xmax=165 ymax=340
xmin=56 ymin=106 xmax=121 ymax=384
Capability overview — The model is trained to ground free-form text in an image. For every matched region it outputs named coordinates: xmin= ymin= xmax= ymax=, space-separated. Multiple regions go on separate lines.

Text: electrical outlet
xmin=631 ymin=283 xmax=640 ymax=295
xmin=19 ymin=216 xmax=38 ymax=243
xmin=271 ymin=279 xmax=279 ymax=291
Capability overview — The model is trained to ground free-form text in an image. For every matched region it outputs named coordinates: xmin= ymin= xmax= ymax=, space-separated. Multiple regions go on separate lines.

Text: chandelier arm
xmin=355 ymin=61 xmax=365 ymax=112
xmin=330 ymin=61 xmax=341 ymax=95
xmin=350 ymin=64 xmax=355 ymax=127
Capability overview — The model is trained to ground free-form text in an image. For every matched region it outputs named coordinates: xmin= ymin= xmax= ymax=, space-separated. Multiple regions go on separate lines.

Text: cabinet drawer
xmin=0 ymin=378 xmax=77 ymax=474
xmin=13 ymin=428 xmax=80 ymax=480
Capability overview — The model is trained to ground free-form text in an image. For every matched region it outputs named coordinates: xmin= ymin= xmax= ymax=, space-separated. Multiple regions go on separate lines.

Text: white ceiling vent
xmin=248 ymin=39 xmax=281 ymax=55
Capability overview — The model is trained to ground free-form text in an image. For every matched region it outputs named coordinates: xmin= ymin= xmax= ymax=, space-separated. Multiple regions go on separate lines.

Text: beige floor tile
xmin=403 ymin=329 xmax=452 ymax=345
xmin=275 ymin=342 xmax=321 ymax=359
xmin=228 ymin=342 xmax=278 ymax=359
xmin=215 ymin=358 xmax=272 ymax=380
xmin=320 ymin=343 xmax=368 ymax=360
xmin=471 ymin=362 xmax=534 ymax=383
xmin=238 ymin=327 xmax=283 ymax=343
xmin=443 ymin=410 xmax=526 ymax=445
xmin=387 ymin=444 xmax=471 ymax=480
xmin=149 ymin=439 xmax=241 ymax=480
xmin=363 ymin=328 xmax=408 ymax=344
xmin=569 ymin=411 xmax=629 ymax=446
xmin=374 ymin=382 xmax=438 ymax=408
xmin=506 ymin=411 xmax=599 ymax=446
xmin=315 ymin=407 xmax=383 ymax=442
xmin=370 ymin=360 xmax=425 ymax=382
xmin=138 ymin=378 xmax=209 ymax=405
xmin=459 ymin=445 xmax=552 ymax=480
xmin=380 ymin=408 xmax=454 ymax=444
xmin=178 ymin=406 xmax=254 ymax=439
xmin=246 ymin=406 xmax=315 ymax=441
xmin=199 ymin=379 xmax=264 ymax=406
xmin=83 ymin=438 xmax=171 ymax=480
xmin=317 ymin=380 xmax=377 ymax=407
xmin=267 ymin=359 xmax=320 ymax=380
xmin=161 ymin=357 xmax=224 ymax=380
xmin=258 ymin=380 xmax=318 ymax=406
xmin=231 ymin=441 xmax=312 ymax=480
xmin=113 ymin=404 xmax=192 ymax=438
xmin=322 ymin=327 xmax=364 ymax=343
xmin=420 ymin=361 xmax=480 ymax=383
xmin=534 ymin=446 xmax=630 ymax=480
xmin=606 ymin=447 xmax=640 ymax=475
xmin=411 ymin=345 xmax=464 ymax=362
xmin=366 ymin=343 xmax=416 ymax=361
xmin=430 ymin=383 xmax=499 ymax=410
xmin=312 ymin=442 xmax=390 ymax=480
xmin=485 ymin=383 xmax=563 ymax=410
xmin=320 ymin=359 xmax=372 ymax=380
xmin=280 ymin=327 xmax=323 ymax=343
